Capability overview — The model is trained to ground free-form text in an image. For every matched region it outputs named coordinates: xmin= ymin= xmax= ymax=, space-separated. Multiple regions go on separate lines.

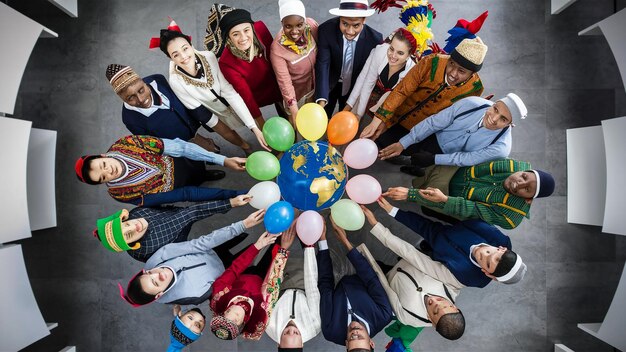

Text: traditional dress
xmin=346 ymin=42 xmax=415 ymax=119
xmin=374 ymin=54 xmax=483 ymax=147
xmin=210 ymin=244 xmax=289 ymax=340
xmin=410 ymin=159 xmax=533 ymax=229
xmin=169 ymin=50 xmax=257 ymax=131
xmin=219 ymin=21 xmax=283 ymax=118
xmin=270 ymin=18 xmax=319 ymax=113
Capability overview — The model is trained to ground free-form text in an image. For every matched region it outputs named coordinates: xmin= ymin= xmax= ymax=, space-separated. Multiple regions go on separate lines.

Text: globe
xmin=277 ymin=140 xmax=348 ymax=211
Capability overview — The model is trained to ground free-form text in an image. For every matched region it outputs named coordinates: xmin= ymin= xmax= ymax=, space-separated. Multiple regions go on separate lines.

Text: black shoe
xmin=386 ymin=155 xmax=411 ymax=165
xmin=204 ymin=169 xmax=226 ymax=181
xmin=400 ymin=166 xmax=425 ymax=176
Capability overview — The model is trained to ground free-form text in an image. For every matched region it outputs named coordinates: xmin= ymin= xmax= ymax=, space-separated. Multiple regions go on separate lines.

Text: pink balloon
xmin=345 ymin=174 xmax=382 ymax=204
xmin=296 ymin=210 xmax=324 ymax=245
xmin=343 ymin=138 xmax=378 ymax=169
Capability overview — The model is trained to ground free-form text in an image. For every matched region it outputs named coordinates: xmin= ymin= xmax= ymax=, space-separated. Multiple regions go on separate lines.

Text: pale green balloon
xmin=330 ymin=199 xmax=365 ymax=231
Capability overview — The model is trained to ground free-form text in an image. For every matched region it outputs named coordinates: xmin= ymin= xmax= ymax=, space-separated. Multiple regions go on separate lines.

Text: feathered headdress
xmin=442 ymin=11 xmax=488 ymax=54
xmin=371 ymin=0 xmax=436 ymax=57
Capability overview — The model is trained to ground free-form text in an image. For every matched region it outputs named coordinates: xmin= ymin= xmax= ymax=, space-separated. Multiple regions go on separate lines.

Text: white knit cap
xmin=499 ymin=93 xmax=528 ymax=122
xmin=279 ymin=0 xmax=306 ymax=20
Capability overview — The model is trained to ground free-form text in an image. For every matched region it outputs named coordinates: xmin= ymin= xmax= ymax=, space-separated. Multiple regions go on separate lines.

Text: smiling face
xmin=345 ymin=321 xmax=374 ymax=351
xmin=88 ymin=157 xmax=124 ymax=183
xmin=281 ymin=15 xmax=306 ymax=42
xmin=444 ymin=58 xmax=473 ymax=86
xmin=167 ymin=37 xmax=195 ymax=71
xmin=472 ymin=245 xmax=507 ymax=275
xmin=503 ymin=171 xmax=537 ymax=199
xmin=387 ymin=37 xmax=411 ymax=67
xmin=118 ymin=79 xmax=152 ymax=109
xmin=339 ymin=17 xmax=366 ymax=41
xmin=138 ymin=267 xmax=174 ymax=297
xmin=228 ymin=22 xmax=255 ymax=51
xmin=120 ymin=218 xmax=149 ymax=244
xmin=482 ymin=100 xmax=513 ymax=130
xmin=424 ymin=295 xmax=459 ymax=326
xmin=279 ymin=320 xmax=303 ymax=348
xmin=180 ymin=310 xmax=206 ymax=334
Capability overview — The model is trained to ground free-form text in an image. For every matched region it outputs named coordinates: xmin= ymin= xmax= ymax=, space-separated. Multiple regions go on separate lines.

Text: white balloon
xmin=248 ymin=181 xmax=281 ymax=209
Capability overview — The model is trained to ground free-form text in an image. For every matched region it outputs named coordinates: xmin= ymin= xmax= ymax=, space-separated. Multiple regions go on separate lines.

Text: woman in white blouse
xmin=153 ymin=20 xmax=269 ymax=154
xmin=344 ymin=29 xmax=417 ymax=121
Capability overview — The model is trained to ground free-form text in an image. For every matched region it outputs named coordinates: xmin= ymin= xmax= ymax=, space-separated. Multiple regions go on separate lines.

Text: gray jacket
xmin=144 ymin=220 xmax=246 ymax=305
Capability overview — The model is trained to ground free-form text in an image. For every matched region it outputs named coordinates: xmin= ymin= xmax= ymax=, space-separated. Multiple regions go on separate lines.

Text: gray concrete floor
xmin=7 ymin=0 xmax=626 ymax=351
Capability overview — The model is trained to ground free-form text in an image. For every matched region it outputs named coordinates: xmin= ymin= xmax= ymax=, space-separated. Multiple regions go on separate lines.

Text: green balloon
xmin=246 ymin=151 xmax=280 ymax=181
xmin=262 ymin=116 xmax=295 ymax=151
xmin=330 ymin=199 xmax=365 ymax=231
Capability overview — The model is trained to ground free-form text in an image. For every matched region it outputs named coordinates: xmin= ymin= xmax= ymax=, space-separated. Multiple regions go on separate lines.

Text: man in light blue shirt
xmin=379 ymin=93 xmax=527 ymax=175
xmin=118 ymin=209 xmax=265 ymax=306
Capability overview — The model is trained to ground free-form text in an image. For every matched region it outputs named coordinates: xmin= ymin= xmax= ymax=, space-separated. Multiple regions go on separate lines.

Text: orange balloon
xmin=327 ymin=111 xmax=359 ymax=145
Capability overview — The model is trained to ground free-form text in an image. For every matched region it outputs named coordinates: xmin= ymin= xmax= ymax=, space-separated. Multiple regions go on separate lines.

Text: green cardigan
xmin=409 ymin=159 xmax=532 ymax=229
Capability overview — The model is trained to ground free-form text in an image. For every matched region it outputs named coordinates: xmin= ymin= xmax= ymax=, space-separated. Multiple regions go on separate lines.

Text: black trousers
xmin=376 ymin=124 xmax=443 ymax=156
xmin=324 ymin=83 xmax=349 ymax=118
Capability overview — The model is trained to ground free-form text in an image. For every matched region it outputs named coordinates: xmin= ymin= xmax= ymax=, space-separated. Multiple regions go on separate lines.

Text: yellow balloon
xmin=296 ymin=103 xmax=328 ymax=141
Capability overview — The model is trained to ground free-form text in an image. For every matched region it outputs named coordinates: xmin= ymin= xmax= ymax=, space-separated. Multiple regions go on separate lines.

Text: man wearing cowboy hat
xmin=315 ymin=0 xmax=383 ymax=117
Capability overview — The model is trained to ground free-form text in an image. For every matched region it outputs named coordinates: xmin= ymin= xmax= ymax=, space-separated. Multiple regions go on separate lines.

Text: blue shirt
xmin=399 ymin=96 xmax=512 ymax=166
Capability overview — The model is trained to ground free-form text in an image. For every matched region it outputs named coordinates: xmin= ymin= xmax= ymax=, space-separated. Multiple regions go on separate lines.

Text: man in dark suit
xmin=315 ymin=0 xmax=383 ymax=117
xmin=317 ymin=218 xmax=393 ymax=350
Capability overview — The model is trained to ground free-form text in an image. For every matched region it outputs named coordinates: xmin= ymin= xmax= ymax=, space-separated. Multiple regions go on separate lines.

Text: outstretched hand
xmin=243 ymin=208 xmax=265 ymax=228
xmin=376 ymin=196 xmax=394 ymax=213
xmin=383 ymin=187 xmax=409 ymax=201
xmin=360 ymin=205 xmax=378 ymax=226
xmin=254 ymin=232 xmax=278 ymax=250
xmin=281 ymin=223 xmax=297 ymax=249
xmin=230 ymin=194 xmax=252 ymax=207
xmin=418 ymin=187 xmax=448 ymax=203
xmin=224 ymin=157 xmax=246 ymax=171
xmin=379 ymin=142 xmax=404 ymax=160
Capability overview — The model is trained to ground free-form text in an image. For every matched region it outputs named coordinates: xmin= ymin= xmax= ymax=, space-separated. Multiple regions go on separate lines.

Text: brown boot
xmin=191 ymin=134 xmax=221 ymax=154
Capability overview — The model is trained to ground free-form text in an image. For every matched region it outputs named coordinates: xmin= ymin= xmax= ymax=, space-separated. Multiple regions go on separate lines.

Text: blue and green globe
xmin=277 ymin=140 xmax=348 ymax=211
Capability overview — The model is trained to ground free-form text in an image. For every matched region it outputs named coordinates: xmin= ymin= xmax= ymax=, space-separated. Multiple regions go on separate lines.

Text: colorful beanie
xmin=94 ymin=209 xmax=140 ymax=252
xmin=449 ymin=36 xmax=488 ymax=72
xmin=167 ymin=316 xmax=201 ymax=352
xmin=210 ymin=315 xmax=240 ymax=340
xmin=443 ymin=11 xmax=488 ymax=54
xmin=530 ymin=169 xmax=556 ymax=199
xmin=106 ymin=64 xmax=141 ymax=94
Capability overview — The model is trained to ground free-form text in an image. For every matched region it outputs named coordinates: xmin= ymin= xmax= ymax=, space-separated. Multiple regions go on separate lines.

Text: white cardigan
xmin=346 ymin=42 xmax=416 ymax=118
xmin=265 ymin=247 xmax=321 ymax=343
xmin=358 ymin=223 xmax=464 ymax=328
xmin=169 ymin=50 xmax=256 ymax=130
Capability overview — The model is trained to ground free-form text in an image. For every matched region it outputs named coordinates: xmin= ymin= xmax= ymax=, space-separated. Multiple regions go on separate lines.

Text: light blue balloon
xmin=264 ymin=201 xmax=295 ymax=234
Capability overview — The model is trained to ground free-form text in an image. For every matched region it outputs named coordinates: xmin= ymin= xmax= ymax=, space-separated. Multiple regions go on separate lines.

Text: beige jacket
xmin=358 ymin=223 xmax=464 ymax=327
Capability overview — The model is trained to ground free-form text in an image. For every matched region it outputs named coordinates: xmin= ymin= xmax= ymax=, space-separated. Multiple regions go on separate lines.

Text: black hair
xmin=159 ymin=29 xmax=192 ymax=57
xmin=81 ymin=156 xmax=100 ymax=185
xmin=347 ymin=348 xmax=373 ymax=352
xmin=189 ymin=307 xmax=206 ymax=320
xmin=436 ymin=311 xmax=465 ymax=340
xmin=126 ymin=274 xmax=156 ymax=305
xmin=492 ymin=250 xmax=517 ymax=277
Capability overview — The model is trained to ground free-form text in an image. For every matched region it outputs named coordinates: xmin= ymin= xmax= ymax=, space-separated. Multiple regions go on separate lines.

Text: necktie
xmin=341 ymin=40 xmax=355 ymax=96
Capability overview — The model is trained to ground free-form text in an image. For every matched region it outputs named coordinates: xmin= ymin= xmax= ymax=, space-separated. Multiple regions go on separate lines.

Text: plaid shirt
xmin=127 ymin=200 xmax=231 ymax=262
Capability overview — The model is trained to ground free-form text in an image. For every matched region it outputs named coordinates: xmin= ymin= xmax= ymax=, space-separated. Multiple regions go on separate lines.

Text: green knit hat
xmin=94 ymin=209 xmax=140 ymax=252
